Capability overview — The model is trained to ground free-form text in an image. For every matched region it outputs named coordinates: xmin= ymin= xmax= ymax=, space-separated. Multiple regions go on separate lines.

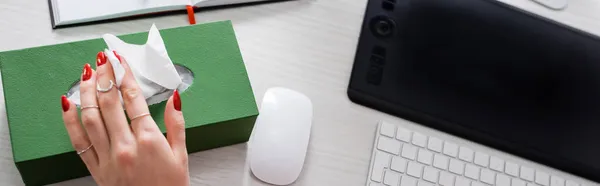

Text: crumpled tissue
xmin=68 ymin=24 xmax=188 ymax=106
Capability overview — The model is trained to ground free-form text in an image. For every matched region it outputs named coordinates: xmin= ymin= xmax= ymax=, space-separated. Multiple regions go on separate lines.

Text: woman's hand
xmin=60 ymin=51 xmax=189 ymax=186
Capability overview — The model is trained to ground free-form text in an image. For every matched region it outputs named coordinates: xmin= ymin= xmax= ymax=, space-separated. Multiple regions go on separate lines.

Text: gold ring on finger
xmin=76 ymin=144 xmax=94 ymax=155
xmin=130 ymin=113 xmax=151 ymax=121
xmin=80 ymin=105 xmax=99 ymax=110
xmin=96 ymin=80 xmax=115 ymax=93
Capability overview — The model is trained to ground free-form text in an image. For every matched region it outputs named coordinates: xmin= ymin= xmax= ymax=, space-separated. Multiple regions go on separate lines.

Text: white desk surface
xmin=1 ymin=0 xmax=600 ymax=185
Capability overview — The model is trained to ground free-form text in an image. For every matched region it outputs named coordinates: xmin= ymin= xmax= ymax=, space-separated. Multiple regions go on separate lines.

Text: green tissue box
xmin=0 ymin=21 xmax=258 ymax=185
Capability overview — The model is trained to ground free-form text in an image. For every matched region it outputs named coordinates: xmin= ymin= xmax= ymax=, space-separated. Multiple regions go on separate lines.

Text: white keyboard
xmin=367 ymin=121 xmax=587 ymax=186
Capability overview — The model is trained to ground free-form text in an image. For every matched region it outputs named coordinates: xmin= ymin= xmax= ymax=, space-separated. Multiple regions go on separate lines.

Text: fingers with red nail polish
xmin=59 ymin=51 xmax=189 ymax=186
xmin=61 ymin=95 xmax=70 ymax=112
xmin=174 ymin=90 xmax=181 ymax=111
xmin=96 ymin=51 xmax=107 ymax=66
xmin=112 ymin=51 xmax=122 ymax=63
xmin=82 ymin=63 xmax=92 ymax=81
xmin=164 ymin=89 xmax=186 ymax=163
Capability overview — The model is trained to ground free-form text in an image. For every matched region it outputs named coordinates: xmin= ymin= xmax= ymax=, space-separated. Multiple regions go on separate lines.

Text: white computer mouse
xmin=249 ymin=87 xmax=313 ymax=185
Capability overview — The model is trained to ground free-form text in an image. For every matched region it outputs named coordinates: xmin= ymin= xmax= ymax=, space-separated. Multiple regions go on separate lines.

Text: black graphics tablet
xmin=348 ymin=0 xmax=600 ymax=182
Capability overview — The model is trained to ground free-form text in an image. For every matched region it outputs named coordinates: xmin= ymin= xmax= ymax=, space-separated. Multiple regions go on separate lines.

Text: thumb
xmin=164 ymin=90 xmax=187 ymax=161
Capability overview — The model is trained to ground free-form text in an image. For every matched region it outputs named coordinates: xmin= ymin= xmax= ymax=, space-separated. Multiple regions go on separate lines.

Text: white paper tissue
xmin=68 ymin=24 xmax=185 ymax=106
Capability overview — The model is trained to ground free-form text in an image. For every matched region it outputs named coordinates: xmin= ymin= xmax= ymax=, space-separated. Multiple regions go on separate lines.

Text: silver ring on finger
xmin=80 ymin=105 xmax=99 ymax=110
xmin=130 ymin=113 xmax=151 ymax=121
xmin=76 ymin=144 xmax=94 ymax=155
xmin=97 ymin=80 xmax=115 ymax=93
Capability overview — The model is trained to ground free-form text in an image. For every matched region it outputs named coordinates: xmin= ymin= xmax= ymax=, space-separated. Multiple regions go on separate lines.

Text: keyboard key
xmin=496 ymin=174 xmax=511 ymax=186
xmin=550 ymin=176 xmax=565 ymax=186
xmin=480 ymin=169 xmax=496 ymax=185
xmin=505 ymin=161 xmax=519 ymax=177
xmin=433 ymin=154 xmax=449 ymax=170
xmin=401 ymin=175 xmax=417 ymax=186
xmin=401 ymin=144 xmax=418 ymax=160
xmin=464 ymin=164 xmax=480 ymax=180
xmin=417 ymin=149 xmax=433 ymax=165
xmin=439 ymin=172 xmax=455 ymax=186
xmin=380 ymin=122 xmax=396 ymax=138
xmin=443 ymin=142 xmax=458 ymax=157
xmin=472 ymin=182 xmax=484 ymax=186
xmin=378 ymin=137 xmax=401 ymax=155
xmin=449 ymin=159 xmax=465 ymax=175
xmin=418 ymin=180 xmax=433 ymax=186
xmin=512 ymin=178 xmax=526 ymax=186
xmin=520 ymin=166 xmax=534 ymax=182
xmin=455 ymin=177 xmax=470 ymax=186
xmin=371 ymin=151 xmax=391 ymax=182
xmin=565 ymin=180 xmax=579 ymax=186
xmin=396 ymin=127 xmax=412 ymax=142
xmin=407 ymin=161 xmax=424 ymax=178
xmin=473 ymin=152 xmax=489 ymax=167
xmin=384 ymin=170 xmax=400 ymax=186
xmin=370 ymin=182 xmax=384 ymax=186
xmin=535 ymin=171 xmax=550 ymax=186
xmin=489 ymin=156 xmax=505 ymax=172
xmin=391 ymin=156 xmax=408 ymax=173
xmin=458 ymin=147 xmax=474 ymax=162
xmin=527 ymin=183 xmax=537 ymax=186
xmin=412 ymin=132 xmax=428 ymax=147
xmin=423 ymin=166 xmax=439 ymax=183
xmin=427 ymin=137 xmax=443 ymax=152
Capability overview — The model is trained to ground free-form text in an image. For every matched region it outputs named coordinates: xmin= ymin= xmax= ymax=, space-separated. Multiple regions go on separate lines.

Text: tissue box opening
xmin=66 ymin=64 xmax=195 ymax=107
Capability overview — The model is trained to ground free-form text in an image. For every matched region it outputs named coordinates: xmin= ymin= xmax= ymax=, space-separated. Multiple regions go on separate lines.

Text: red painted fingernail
xmin=174 ymin=90 xmax=181 ymax=111
xmin=96 ymin=51 xmax=107 ymax=66
xmin=61 ymin=95 xmax=70 ymax=112
xmin=113 ymin=50 xmax=122 ymax=63
xmin=82 ymin=63 xmax=92 ymax=81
